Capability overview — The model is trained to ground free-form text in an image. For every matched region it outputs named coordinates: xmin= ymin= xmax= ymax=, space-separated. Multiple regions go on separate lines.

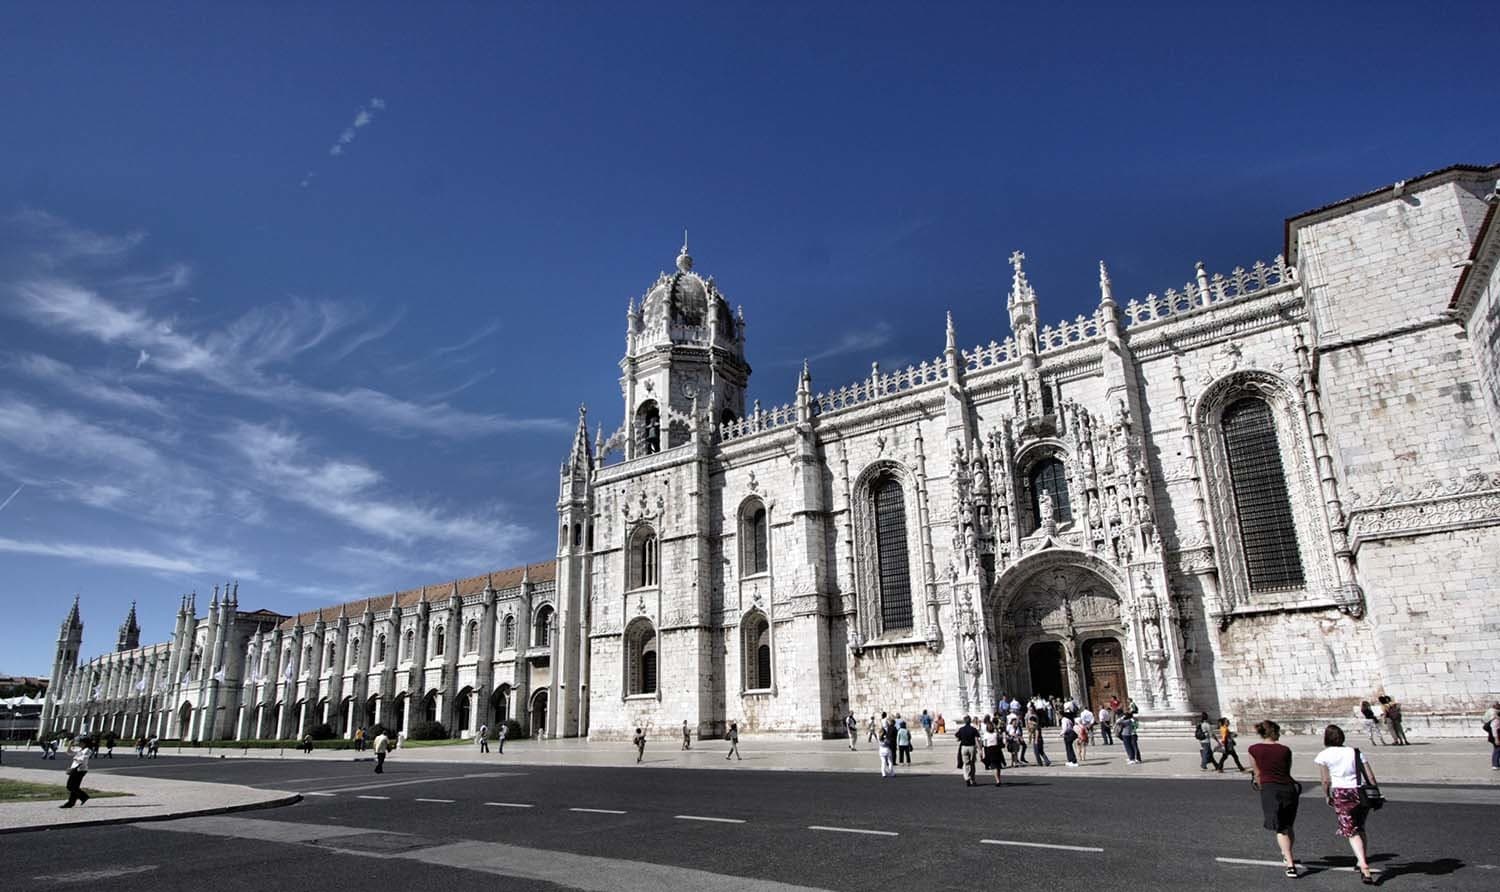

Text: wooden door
xmin=1083 ymin=638 xmax=1127 ymax=711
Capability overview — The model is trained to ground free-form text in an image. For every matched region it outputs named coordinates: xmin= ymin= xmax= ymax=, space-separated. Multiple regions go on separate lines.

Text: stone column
xmin=1062 ymin=635 xmax=1084 ymax=704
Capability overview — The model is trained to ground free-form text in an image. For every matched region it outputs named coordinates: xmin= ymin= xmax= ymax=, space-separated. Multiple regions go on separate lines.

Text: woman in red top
xmin=1248 ymin=719 xmax=1301 ymax=878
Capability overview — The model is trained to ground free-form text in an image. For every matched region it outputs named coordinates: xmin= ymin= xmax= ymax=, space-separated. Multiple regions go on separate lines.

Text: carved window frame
xmin=740 ymin=609 xmax=774 ymax=694
xmin=1013 ymin=441 xmax=1073 ymax=536
xmin=623 ymin=617 xmax=660 ymax=700
xmin=850 ymin=460 xmax=925 ymax=643
xmin=739 ymin=497 xmax=769 ymax=577
xmin=1193 ymin=370 xmax=1334 ymax=613
xmin=628 ymin=525 xmax=660 ymax=590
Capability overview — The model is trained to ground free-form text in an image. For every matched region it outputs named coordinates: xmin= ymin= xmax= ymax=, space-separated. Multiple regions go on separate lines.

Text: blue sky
xmin=2 ymin=2 xmax=1496 ymax=675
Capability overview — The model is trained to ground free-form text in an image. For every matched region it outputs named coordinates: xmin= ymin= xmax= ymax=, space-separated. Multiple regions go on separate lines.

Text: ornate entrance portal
xmin=1083 ymin=637 xmax=1128 ymax=709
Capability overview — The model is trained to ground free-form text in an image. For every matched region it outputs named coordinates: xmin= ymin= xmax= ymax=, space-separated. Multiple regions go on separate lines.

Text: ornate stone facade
xmin=43 ymin=163 xmax=1500 ymax=741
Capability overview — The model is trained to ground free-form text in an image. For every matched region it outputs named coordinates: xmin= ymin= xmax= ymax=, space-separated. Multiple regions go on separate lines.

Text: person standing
xmin=1488 ymin=708 xmax=1500 ymax=771
xmin=896 ymin=720 xmax=912 ymax=765
xmin=726 ymin=722 xmax=741 ymax=761
xmin=954 ymin=716 xmax=980 ymax=786
xmin=103 ymin=734 xmax=114 ymax=759
xmin=982 ymin=720 xmax=1004 ymax=786
xmin=1117 ymin=711 xmax=1141 ymax=764
xmin=866 ymin=715 xmax=877 ymax=743
xmin=147 ymin=734 xmax=159 ymax=759
xmin=59 ymin=736 xmax=94 ymax=808
xmin=355 ymin=727 xmax=366 ymax=753
xmin=877 ymin=719 xmax=895 ymax=777
xmin=1098 ymin=704 xmax=1114 ymax=745
xmin=1060 ymin=711 xmax=1079 ymax=767
xmin=372 ymin=729 xmax=390 ymax=773
xmin=1314 ymin=724 xmax=1378 ymax=884
xmin=1006 ymin=712 xmax=1026 ymax=765
xmin=633 ymin=727 xmax=646 ymax=763
xmin=477 ymin=724 xmax=489 ymax=753
xmin=844 ymin=713 xmax=858 ymax=751
xmin=935 ymin=713 xmax=946 ymax=735
xmin=1484 ymin=701 xmax=1499 ymax=747
xmin=1075 ymin=716 xmax=1091 ymax=764
xmin=1384 ymin=697 xmax=1409 ymax=746
xmin=135 ymin=736 xmax=146 ymax=758
xmin=1248 ymin=720 xmax=1301 ymax=878
xmin=1214 ymin=718 xmax=1248 ymax=772
xmin=1357 ymin=701 xmax=1386 ymax=746
xmin=1196 ymin=711 xmax=1215 ymax=770
xmin=920 ymin=710 xmax=934 ymax=748
xmin=683 ymin=719 xmax=693 ymax=750
xmin=1027 ymin=709 xmax=1051 ymax=766
xmin=496 ymin=721 xmax=507 ymax=754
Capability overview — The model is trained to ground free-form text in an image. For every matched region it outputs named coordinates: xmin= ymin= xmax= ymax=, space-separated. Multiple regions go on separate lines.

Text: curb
xmin=0 ymin=792 xmax=303 ymax=836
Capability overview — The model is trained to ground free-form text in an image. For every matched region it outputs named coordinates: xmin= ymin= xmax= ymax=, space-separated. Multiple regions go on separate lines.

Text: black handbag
xmin=1353 ymin=748 xmax=1385 ymax=810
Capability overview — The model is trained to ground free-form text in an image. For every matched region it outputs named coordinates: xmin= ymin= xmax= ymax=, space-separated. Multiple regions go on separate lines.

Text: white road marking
xmin=304 ymin=792 xmax=336 ymax=797
xmin=808 ymin=825 xmax=898 ymax=837
xmin=416 ymin=798 xmax=455 ymax=803
xmin=32 ymin=865 xmax=159 ymax=882
xmin=1214 ymin=858 xmax=1368 ymax=873
xmin=356 ymin=795 xmax=390 ymax=800
xmin=982 ymin=839 xmax=1103 ymax=853
xmin=306 ymin=771 xmax=521 ymax=795
xmin=570 ymin=807 xmax=627 ymax=815
xmin=485 ymin=802 xmax=534 ymax=808
xmin=674 ymin=815 xmax=746 ymax=824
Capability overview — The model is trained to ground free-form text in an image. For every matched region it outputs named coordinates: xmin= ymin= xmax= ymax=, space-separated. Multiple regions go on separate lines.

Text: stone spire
xmin=676 ymin=229 xmax=693 ymax=272
xmin=568 ymin=405 xmax=592 ymax=474
xmin=116 ymin=600 xmax=140 ymax=652
xmin=1007 ymin=250 xmax=1039 ymax=356
xmin=944 ymin=311 xmax=963 ymax=386
xmin=63 ymin=593 xmax=82 ymax=633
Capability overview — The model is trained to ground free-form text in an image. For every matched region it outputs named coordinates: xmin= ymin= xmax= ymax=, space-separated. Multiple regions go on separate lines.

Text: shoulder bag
xmin=1353 ymin=748 xmax=1385 ymax=810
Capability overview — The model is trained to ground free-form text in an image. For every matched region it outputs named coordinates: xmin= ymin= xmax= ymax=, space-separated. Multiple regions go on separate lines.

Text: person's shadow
xmin=1307 ymin=853 xmax=1464 ymax=884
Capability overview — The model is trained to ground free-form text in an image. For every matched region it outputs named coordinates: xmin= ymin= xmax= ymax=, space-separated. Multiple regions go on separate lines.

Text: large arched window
xmin=1221 ymin=397 xmax=1304 ymax=590
xmin=533 ymin=605 xmax=554 ymax=648
xmin=433 ymin=626 xmax=445 ymax=657
xmin=465 ymin=619 xmax=479 ymax=654
xmin=741 ymin=501 xmax=768 ymax=576
xmin=1028 ymin=458 xmax=1072 ymax=531
xmin=502 ymin=615 xmax=516 ymax=649
xmin=743 ymin=613 xmax=771 ymax=691
xmin=326 ymin=642 xmax=336 ymax=670
xmin=303 ymin=645 xmax=313 ymax=673
xmin=873 ymin=476 xmax=914 ymax=633
xmin=347 ymin=637 xmax=361 ymax=668
xmin=631 ymin=529 xmax=659 ymax=588
xmin=401 ymin=629 xmax=413 ymax=661
xmin=626 ymin=621 xmax=658 ymax=696
xmin=376 ymin=634 xmax=387 ymax=664
xmin=636 ymin=400 xmax=661 ymax=455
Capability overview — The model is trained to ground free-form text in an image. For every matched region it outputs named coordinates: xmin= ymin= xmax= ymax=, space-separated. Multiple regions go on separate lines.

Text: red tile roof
xmin=276 ymin=561 xmax=556 ymax=630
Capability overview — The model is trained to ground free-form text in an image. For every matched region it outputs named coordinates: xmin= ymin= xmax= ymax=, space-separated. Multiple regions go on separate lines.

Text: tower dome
xmin=638 ymin=238 xmax=736 ymax=340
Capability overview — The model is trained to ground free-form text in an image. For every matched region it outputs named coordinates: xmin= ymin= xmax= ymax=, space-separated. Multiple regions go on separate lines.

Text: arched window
xmin=572 ymin=523 xmax=582 ymax=547
xmin=303 ymin=645 xmax=312 ymax=673
xmin=632 ymin=529 xmax=659 ymax=588
xmin=626 ymin=621 xmax=657 ymax=696
xmin=743 ymin=613 xmax=771 ymax=690
xmin=434 ymin=626 xmax=445 ymax=657
xmin=465 ymin=620 xmax=479 ymax=654
xmin=873 ymin=476 xmax=914 ymax=633
xmin=376 ymin=634 xmax=387 ymax=664
xmin=326 ymin=642 xmax=336 ymax=670
xmin=401 ymin=629 xmax=413 ymax=661
xmin=636 ymin=400 xmax=661 ymax=455
xmin=502 ymin=615 xmax=516 ymax=649
xmin=1221 ymin=397 xmax=1304 ymax=590
xmin=1028 ymin=458 xmax=1072 ymax=531
xmin=533 ymin=605 xmax=554 ymax=648
xmin=347 ymin=637 xmax=360 ymax=668
xmin=741 ymin=502 xmax=768 ymax=576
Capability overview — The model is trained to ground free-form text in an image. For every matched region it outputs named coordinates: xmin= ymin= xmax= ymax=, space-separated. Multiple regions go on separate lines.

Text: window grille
xmin=745 ymin=507 xmax=768 ymax=575
xmin=534 ymin=607 xmax=554 ymax=648
xmin=635 ymin=533 xmax=659 ymax=588
xmin=503 ymin=615 xmax=515 ymax=649
xmin=1028 ymin=458 xmax=1072 ymax=530
xmin=873 ymin=477 xmax=914 ymax=633
xmin=756 ymin=644 xmax=771 ymax=689
xmin=1221 ymin=398 xmax=1304 ymax=590
xmin=628 ymin=626 xmax=658 ymax=695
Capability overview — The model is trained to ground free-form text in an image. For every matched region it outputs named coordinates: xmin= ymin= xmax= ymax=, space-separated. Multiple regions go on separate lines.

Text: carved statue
xmin=1038 ymin=488 xmax=1055 ymax=528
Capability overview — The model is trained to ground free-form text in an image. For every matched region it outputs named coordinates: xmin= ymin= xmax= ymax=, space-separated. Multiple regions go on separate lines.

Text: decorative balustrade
xmin=719 ymin=400 xmax=797 ymax=442
xmin=1123 ymin=255 xmax=1295 ymax=329
xmin=1037 ymin=310 xmax=1104 ymax=353
xmin=962 ymin=337 xmax=1016 ymax=372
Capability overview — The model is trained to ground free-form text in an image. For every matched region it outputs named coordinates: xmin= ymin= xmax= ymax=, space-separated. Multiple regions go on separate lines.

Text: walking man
xmin=372 ymin=728 xmax=389 ymax=773
xmin=682 ymin=719 xmax=692 ymax=750
xmin=921 ymin=710 xmax=934 ymax=748
xmin=954 ymin=716 xmax=980 ymax=786
xmin=633 ymin=727 xmax=646 ymax=763
xmin=354 ymin=726 xmax=366 ymax=752
xmin=147 ymin=734 xmax=159 ymax=758
xmin=844 ymin=712 xmax=858 ymax=750
xmin=726 ymin=722 xmax=742 ymax=760
xmin=496 ymin=721 xmax=507 ymax=754
xmin=866 ymin=715 xmax=877 ymax=743
xmin=60 ymin=736 xmax=93 ymax=808
xmin=478 ymin=723 xmax=490 ymax=753
xmin=1197 ymin=711 xmax=1216 ymax=770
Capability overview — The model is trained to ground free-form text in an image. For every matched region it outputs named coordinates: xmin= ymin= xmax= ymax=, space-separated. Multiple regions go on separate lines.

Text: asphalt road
xmin=7 ymin=755 xmax=1497 ymax=891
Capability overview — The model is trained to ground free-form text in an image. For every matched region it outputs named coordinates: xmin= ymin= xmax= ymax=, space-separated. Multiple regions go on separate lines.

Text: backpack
xmin=1194 ymin=723 xmax=1207 ymax=741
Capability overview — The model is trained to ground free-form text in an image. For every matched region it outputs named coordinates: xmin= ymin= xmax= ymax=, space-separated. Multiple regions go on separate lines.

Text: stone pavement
xmin=123 ymin=732 xmax=1500 ymax=787
xmin=0 ymin=765 xmax=299 ymax=835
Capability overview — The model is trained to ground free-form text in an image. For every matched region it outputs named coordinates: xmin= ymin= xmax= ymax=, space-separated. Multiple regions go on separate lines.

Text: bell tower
xmin=116 ymin=600 xmax=141 ymax=652
xmin=620 ymin=236 xmax=751 ymax=458
xmin=41 ymin=595 xmax=84 ymax=732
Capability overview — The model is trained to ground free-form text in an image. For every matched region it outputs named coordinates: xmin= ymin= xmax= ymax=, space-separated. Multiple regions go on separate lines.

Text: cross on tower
xmin=1009 ymin=250 xmax=1025 ymax=271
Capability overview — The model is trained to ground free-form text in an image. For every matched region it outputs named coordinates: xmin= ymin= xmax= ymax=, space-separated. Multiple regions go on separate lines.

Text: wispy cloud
xmin=328 ymin=309 xmax=405 ymax=362
xmin=9 ymin=278 xmax=566 ymax=437
xmin=7 ymin=209 xmax=145 ymax=267
xmin=0 ymin=396 xmax=166 ymax=472
xmin=10 ymin=352 xmax=170 ymax=415
xmin=225 ymin=421 xmax=527 ymax=551
xmin=0 ymin=483 xmax=23 ymax=515
xmin=326 ymin=98 xmax=386 ymax=158
xmin=434 ymin=320 xmax=499 ymax=356
xmin=792 ymin=321 xmax=895 ymax=364
xmin=0 ymin=535 xmax=250 ymax=577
